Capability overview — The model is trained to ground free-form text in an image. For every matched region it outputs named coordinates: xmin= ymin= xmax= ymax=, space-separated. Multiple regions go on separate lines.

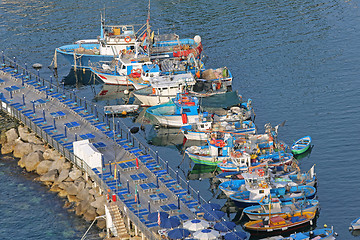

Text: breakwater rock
xmin=0 ymin=124 xmax=106 ymax=229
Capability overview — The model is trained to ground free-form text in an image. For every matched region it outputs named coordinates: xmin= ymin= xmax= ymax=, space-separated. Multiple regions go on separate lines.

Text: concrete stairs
xmin=107 ymin=203 xmax=131 ymax=239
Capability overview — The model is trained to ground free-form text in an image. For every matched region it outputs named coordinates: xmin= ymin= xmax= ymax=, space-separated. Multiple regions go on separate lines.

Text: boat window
xmin=259 ymin=190 xmax=264 ymax=194
xmin=200 ymin=124 xmax=204 ymax=128
xmin=183 ymin=108 xmax=190 ymax=113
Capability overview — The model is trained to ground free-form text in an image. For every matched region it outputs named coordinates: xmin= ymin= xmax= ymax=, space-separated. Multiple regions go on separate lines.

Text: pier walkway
xmin=0 ymin=55 xmax=215 ymax=239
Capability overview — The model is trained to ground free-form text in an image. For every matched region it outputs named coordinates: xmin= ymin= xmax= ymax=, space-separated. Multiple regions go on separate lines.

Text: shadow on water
xmin=187 ymin=164 xmax=218 ymax=181
xmin=63 ymin=68 xmax=101 ymax=86
xmin=294 ymin=145 xmax=314 ymax=161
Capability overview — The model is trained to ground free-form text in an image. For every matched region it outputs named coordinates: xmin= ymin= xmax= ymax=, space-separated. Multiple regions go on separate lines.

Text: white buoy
xmin=194 ymin=35 xmax=201 ymax=44
xmin=32 ymin=63 xmax=43 ymax=69
xmin=124 ymin=89 xmax=129 ymax=95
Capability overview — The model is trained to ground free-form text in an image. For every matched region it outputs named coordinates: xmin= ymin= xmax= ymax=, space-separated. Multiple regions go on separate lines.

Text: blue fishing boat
xmin=145 ymin=92 xmax=201 ymax=127
xmin=229 ymin=184 xmax=316 ymax=208
xmin=291 ymin=136 xmax=312 ymax=155
xmin=243 ymin=197 xmax=319 ymax=221
xmin=219 ymin=179 xmax=246 ymax=197
xmin=282 ymin=226 xmax=337 ymax=239
xmin=56 ymin=15 xmax=203 ymax=69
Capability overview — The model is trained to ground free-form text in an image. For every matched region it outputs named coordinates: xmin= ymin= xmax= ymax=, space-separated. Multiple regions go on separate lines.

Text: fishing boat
xmin=91 ymin=53 xmax=205 ymax=86
xmin=198 ymin=67 xmax=233 ymax=87
xmin=104 ymin=105 xmax=139 ymax=115
xmin=229 ymin=184 xmax=316 ymax=208
xmin=215 ymin=163 xmax=300 ymax=183
xmin=56 ymin=17 xmax=139 ymax=69
xmin=243 ymin=211 xmax=316 ymax=235
xmin=219 ymin=167 xmax=315 ymax=198
xmin=272 ymin=165 xmax=317 ymax=188
xmin=349 ymin=217 xmax=360 ymax=231
xmin=185 ymin=137 xmax=235 ymax=166
xmin=56 ymin=14 xmax=204 ymax=69
xmin=219 ymin=179 xmax=247 ymax=197
xmin=181 ymin=120 xmax=256 ymax=141
xmin=132 ymin=73 xmax=196 ymax=106
xmin=291 ymin=136 xmax=311 ymax=155
xmin=261 ymin=226 xmax=337 ymax=239
xmin=218 ymin=151 xmax=294 ymax=172
xmin=90 ymin=56 xmax=160 ymax=86
xmin=243 ymin=197 xmax=319 ymax=221
xmin=189 ymin=78 xmax=228 ymax=98
xmin=145 ymin=92 xmax=201 ymax=127
xmin=286 ymin=226 xmax=337 ymax=240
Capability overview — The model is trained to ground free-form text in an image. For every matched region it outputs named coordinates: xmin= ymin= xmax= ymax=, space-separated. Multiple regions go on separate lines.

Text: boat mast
xmin=146 ymin=0 xmax=151 ymax=58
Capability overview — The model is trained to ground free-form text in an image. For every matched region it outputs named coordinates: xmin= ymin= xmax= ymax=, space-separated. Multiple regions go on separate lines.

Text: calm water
xmin=1 ymin=0 xmax=360 ymax=239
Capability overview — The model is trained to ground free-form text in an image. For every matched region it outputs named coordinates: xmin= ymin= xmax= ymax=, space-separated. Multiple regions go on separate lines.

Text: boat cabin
xmin=116 ymin=57 xmax=154 ymax=77
xmin=173 ymin=93 xmax=199 ymax=116
xmin=99 ymin=24 xmax=137 ymax=55
xmin=260 ymin=197 xmax=282 ymax=213
xmin=150 ymin=73 xmax=196 ymax=96
xmin=207 ymin=139 xmax=230 ymax=158
xmin=242 ymin=171 xmax=271 ymax=201
xmin=230 ymin=151 xmax=252 ymax=169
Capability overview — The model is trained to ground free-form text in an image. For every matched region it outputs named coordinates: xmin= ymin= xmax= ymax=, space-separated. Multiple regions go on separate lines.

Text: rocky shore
xmin=0 ymin=115 xmax=107 ymax=230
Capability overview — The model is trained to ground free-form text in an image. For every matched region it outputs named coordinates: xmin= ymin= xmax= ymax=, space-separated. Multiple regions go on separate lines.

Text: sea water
xmin=0 ymin=0 xmax=359 ymax=239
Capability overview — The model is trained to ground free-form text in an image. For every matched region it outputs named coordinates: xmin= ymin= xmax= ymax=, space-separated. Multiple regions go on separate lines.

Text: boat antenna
xmin=146 ymin=0 xmax=152 ymax=57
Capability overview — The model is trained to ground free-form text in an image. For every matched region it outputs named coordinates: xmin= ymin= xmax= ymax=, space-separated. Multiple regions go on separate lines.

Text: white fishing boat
xmin=350 ymin=217 xmax=360 ymax=231
xmin=104 ymin=105 xmax=139 ymax=115
xmin=90 ymin=54 xmax=160 ymax=85
xmin=133 ymin=73 xmax=196 ymax=106
xmin=181 ymin=120 xmax=256 ymax=141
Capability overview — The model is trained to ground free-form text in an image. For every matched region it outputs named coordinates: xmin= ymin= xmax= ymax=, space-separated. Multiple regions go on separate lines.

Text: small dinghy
xmin=291 ymin=136 xmax=311 ymax=155
xmin=104 ymin=105 xmax=139 ymax=115
xmin=350 ymin=217 xmax=360 ymax=231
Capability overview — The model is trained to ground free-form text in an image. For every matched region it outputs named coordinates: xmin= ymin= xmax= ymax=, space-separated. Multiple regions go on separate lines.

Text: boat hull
xmin=229 ymin=185 xmax=317 ymax=208
xmin=92 ymin=69 xmax=130 ymax=85
xmin=244 ymin=199 xmax=319 ymax=220
xmin=56 ymin=44 xmax=114 ymax=68
xmin=244 ymin=212 xmax=316 ymax=236
xmin=186 ymin=151 xmax=228 ymax=166
xmin=133 ymin=92 xmax=175 ymax=106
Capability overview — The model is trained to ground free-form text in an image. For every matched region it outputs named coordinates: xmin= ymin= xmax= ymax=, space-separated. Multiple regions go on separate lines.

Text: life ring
xmin=125 ymin=36 xmax=131 ymax=43
xmin=131 ymin=68 xmax=141 ymax=74
xmin=181 ymin=97 xmax=190 ymax=102
xmin=130 ymin=68 xmax=141 ymax=78
xmin=231 ymin=151 xmax=242 ymax=158
xmin=257 ymin=169 xmax=265 ymax=177
xmin=152 ymin=88 xmax=156 ymax=94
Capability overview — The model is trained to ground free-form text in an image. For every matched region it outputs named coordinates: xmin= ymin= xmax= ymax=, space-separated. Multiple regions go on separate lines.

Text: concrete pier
xmin=0 ymin=55 xmax=211 ymax=240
